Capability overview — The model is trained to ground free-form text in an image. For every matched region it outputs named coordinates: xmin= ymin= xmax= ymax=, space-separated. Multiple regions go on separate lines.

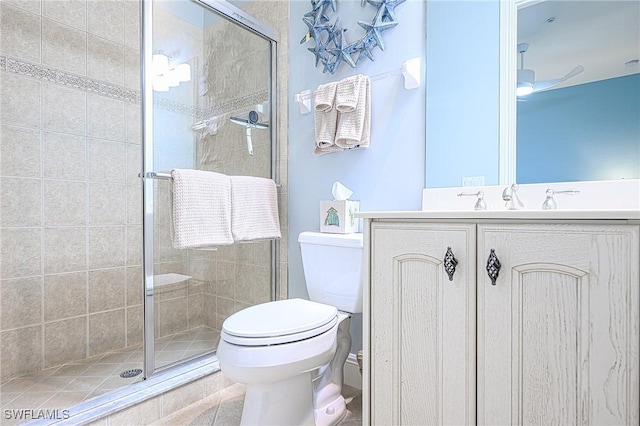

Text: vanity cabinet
xmin=365 ymin=218 xmax=639 ymax=426
xmin=369 ymin=222 xmax=476 ymax=425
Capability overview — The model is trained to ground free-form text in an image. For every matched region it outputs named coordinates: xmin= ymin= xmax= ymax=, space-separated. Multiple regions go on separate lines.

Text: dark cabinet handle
xmin=444 ymin=247 xmax=458 ymax=281
xmin=486 ymin=249 xmax=501 ymax=285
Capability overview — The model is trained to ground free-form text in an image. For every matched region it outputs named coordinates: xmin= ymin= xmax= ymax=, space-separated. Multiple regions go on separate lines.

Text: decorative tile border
xmin=2 ymin=56 xmax=140 ymax=103
xmin=204 ymin=89 xmax=270 ymax=118
xmin=1 ymin=55 xmax=270 ymax=119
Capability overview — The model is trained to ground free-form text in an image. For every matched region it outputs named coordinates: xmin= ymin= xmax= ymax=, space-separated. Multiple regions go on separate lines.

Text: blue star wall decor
xmin=300 ymin=0 xmax=405 ymax=74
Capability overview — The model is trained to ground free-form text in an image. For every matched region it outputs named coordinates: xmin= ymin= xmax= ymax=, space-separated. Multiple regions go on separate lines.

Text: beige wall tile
xmin=188 ymin=294 xmax=204 ymax=329
xmin=0 ymin=177 xmax=41 ymax=227
xmin=126 ymin=266 xmax=142 ymax=306
xmin=88 ymin=183 xmax=126 ymax=225
xmin=44 ymin=317 xmax=87 ymax=368
xmin=42 ymin=18 xmax=87 ymax=75
xmin=87 ymin=94 xmax=125 ymax=141
xmin=87 ymin=0 xmax=124 ymax=45
xmin=126 ymin=225 xmax=142 ymax=265
xmin=88 ymin=268 xmax=125 ymax=313
xmin=124 ymin=102 xmax=141 ymax=144
xmin=126 ymin=305 xmax=143 ymax=347
xmin=43 ymin=84 xmax=87 ymax=135
xmin=156 ymin=297 xmax=188 ymax=338
xmin=44 ymin=272 xmax=87 ymax=322
xmin=124 ymin=4 xmax=139 ymax=51
xmin=88 ymin=226 xmax=126 ymax=269
xmin=42 ymin=0 xmax=86 ymax=31
xmin=0 ymin=326 xmax=42 ymax=381
xmin=87 ymin=34 xmax=124 ymax=86
xmin=0 ymin=228 xmax=41 ymax=279
xmin=125 ymin=143 xmax=141 ymax=184
xmin=88 ymin=139 xmax=126 ymax=183
xmin=127 ymin=185 xmax=142 ymax=226
xmin=161 ymin=379 xmax=205 ymax=416
xmin=43 ymin=132 xmax=86 ymax=180
xmin=216 ymin=261 xmax=235 ymax=299
xmin=109 ymin=394 xmax=162 ymax=425
xmin=43 ymin=227 xmax=86 ymax=274
xmin=43 ymin=180 xmax=86 ymax=226
xmin=2 ymin=0 xmax=40 ymax=15
xmin=0 ymin=3 xmax=41 ymax=63
xmin=0 ymin=125 xmax=41 ymax=177
xmin=124 ymin=47 xmax=140 ymax=91
xmin=88 ymin=309 xmax=125 ymax=356
xmin=1 ymin=277 xmax=42 ymax=329
xmin=1 ymin=72 xmax=41 ymax=129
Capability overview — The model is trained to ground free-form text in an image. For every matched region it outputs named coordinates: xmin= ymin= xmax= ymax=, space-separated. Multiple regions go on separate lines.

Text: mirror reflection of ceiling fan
xmin=517 ymin=42 xmax=584 ymax=97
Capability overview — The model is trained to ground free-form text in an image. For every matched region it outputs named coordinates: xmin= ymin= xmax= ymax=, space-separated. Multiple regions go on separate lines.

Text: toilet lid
xmin=221 ymin=298 xmax=338 ymax=346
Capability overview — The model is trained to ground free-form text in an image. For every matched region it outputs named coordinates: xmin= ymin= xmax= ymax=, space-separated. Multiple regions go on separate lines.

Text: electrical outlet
xmin=462 ymin=176 xmax=485 ymax=187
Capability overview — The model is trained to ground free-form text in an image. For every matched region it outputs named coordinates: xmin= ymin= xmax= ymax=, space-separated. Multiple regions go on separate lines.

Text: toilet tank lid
xmin=298 ymin=231 xmax=363 ymax=248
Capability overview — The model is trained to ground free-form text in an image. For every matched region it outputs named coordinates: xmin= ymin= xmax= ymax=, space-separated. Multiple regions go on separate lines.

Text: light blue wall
xmin=425 ymin=0 xmax=500 ymax=188
xmin=288 ymin=0 xmax=427 ymax=350
xmin=517 ymin=74 xmax=640 ymax=183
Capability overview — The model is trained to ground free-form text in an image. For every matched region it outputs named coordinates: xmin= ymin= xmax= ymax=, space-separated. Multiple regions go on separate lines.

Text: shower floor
xmin=0 ymin=326 xmax=219 ymax=425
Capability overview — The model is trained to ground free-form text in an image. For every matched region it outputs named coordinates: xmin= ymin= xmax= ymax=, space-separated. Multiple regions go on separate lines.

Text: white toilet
xmin=216 ymin=231 xmax=363 ymax=426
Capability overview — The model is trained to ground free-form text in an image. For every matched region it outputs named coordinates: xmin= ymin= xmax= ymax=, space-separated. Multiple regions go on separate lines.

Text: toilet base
xmin=314 ymin=385 xmax=347 ymax=426
xmin=241 ymin=372 xmax=315 ymax=426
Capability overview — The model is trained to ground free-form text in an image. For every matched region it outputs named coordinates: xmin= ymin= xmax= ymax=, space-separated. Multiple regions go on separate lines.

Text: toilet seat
xmin=221 ymin=298 xmax=338 ymax=346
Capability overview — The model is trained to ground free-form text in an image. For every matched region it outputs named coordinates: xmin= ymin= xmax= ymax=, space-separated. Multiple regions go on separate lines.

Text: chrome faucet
xmin=502 ymin=184 xmax=525 ymax=210
xmin=457 ymin=191 xmax=487 ymax=210
xmin=542 ymin=189 xmax=580 ymax=210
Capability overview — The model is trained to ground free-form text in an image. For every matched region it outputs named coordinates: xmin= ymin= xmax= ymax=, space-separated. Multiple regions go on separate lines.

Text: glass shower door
xmin=142 ymin=0 xmax=278 ymax=374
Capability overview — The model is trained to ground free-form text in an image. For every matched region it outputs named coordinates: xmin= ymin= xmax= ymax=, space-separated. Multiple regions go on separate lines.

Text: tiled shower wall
xmin=0 ymin=0 xmax=289 ymax=383
xmin=0 ymin=0 xmax=144 ymax=382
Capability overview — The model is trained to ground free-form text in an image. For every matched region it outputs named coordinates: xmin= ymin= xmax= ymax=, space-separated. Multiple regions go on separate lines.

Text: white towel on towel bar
xmin=170 ymin=169 xmax=234 ymax=249
xmin=313 ymin=81 xmax=342 ymax=155
xmin=335 ymin=74 xmax=371 ymax=149
xmin=230 ymin=176 xmax=281 ymax=242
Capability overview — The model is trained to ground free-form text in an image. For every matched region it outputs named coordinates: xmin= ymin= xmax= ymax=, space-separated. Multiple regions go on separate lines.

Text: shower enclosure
xmin=0 ymin=0 xmax=280 ymax=419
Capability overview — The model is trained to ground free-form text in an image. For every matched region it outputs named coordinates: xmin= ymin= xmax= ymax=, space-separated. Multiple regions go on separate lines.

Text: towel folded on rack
xmin=170 ymin=169 xmax=234 ymax=249
xmin=313 ymin=81 xmax=342 ymax=155
xmin=230 ymin=176 xmax=281 ymax=242
xmin=335 ymin=74 xmax=371 ymax=149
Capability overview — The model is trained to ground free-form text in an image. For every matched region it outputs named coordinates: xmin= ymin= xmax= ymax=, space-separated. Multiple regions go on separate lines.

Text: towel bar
xmin=139 ymin=171 xmax=282 ymax=188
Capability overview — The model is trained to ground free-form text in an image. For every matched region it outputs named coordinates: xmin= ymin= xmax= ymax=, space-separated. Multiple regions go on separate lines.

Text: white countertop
xmin=357 ymin=209 xmax=640 ymax=221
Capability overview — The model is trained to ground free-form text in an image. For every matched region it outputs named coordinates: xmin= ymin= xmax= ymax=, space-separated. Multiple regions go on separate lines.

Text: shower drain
xmin=120 ymin=368 xmax=143 ymax=378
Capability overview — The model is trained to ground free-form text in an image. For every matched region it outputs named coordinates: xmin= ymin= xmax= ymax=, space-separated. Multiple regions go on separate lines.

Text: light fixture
xmin=152 ymin=52 xmax=191 ymax=92
xmin=516 ymin=68 xmax=535 ymax=96
xmin=516 ymin=43 xmax=535 ymax=96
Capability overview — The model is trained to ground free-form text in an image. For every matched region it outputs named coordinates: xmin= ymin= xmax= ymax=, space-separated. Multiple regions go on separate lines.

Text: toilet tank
xmin=298 ymin=232 xmax=363 ymax=314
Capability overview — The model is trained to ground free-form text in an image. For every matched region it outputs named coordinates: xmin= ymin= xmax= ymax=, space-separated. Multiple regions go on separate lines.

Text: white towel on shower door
xmin=170 ymin=168 xmax=234 ymax=249
xmin=230 ymin=176 xmax=281 ymax=242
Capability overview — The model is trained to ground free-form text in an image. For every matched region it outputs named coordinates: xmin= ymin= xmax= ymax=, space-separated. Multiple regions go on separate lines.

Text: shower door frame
xmin=141 ymin=0 xmax=280 ymax=378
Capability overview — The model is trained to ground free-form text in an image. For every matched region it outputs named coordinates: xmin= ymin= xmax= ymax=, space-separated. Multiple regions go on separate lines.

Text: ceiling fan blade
xmin=533 ymin=65 xmax=585 ymax=92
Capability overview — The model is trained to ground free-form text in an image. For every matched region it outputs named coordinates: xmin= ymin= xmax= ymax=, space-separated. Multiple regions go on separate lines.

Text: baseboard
xmin=343 ymin=352 xmax=362 ymax=390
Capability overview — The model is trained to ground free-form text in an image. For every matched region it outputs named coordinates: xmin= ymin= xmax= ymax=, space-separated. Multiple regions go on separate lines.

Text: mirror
xmin=503 ymin=0 xmax=639 ymax=184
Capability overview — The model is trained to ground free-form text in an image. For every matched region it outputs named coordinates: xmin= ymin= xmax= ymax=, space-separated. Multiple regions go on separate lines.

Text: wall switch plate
xmin=462 ymin=176 xmax=485 ymax=187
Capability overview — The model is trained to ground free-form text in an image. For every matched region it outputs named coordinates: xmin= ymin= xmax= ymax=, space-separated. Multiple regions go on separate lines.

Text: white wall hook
xmin=295 ymin=89 xmax=312 ymax=114
xmin=402 ymin=57 xmax=421 ymax=90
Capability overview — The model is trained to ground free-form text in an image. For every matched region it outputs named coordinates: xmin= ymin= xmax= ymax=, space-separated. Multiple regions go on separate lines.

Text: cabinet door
xmin=478 ymin=224 xmax=639 ymax=425
xmin=370 ymin=222 xmax=476 ymax=425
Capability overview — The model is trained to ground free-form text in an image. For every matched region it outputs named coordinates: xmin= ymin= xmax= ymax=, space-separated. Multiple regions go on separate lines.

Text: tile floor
xmin=0 ymin=327 xmax=219 ymax=426
xmin=150 ymin=383 xmax=363 ymax=426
